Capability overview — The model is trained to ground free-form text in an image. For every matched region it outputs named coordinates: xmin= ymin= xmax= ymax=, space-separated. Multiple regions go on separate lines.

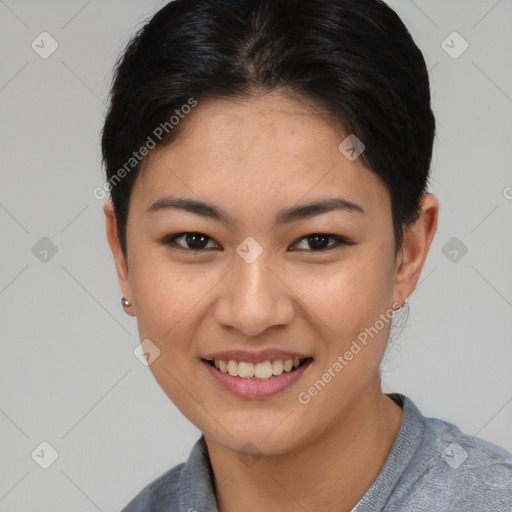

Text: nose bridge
xmin=236 ymin=250 xmax=274 ymax=304
xmin=214 ymin=248 xmax=294 ymax=335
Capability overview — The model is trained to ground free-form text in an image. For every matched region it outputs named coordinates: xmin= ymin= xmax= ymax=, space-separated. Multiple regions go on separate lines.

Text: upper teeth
xmin=213 ymin=358 xmax=302 ymax=379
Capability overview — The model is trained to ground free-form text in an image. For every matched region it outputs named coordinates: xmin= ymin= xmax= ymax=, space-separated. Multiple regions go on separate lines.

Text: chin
xmin=202 ymin=414 xmax=317 ymax=458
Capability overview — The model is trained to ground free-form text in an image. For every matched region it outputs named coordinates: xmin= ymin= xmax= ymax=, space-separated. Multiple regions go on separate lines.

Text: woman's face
xmin=107 ymin=90 xmax=415 ymax=456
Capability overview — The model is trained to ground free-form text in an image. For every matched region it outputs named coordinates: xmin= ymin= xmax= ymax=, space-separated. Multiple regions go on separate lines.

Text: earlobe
xmin=393 ymin=194 xmax=439 ymax=305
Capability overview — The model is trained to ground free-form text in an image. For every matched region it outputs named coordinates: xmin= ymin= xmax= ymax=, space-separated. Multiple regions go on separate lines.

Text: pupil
xmin=187 ymin=233 xmax=208 ymax=249
xmin=309 ymin=234 xmax=328 ymax=250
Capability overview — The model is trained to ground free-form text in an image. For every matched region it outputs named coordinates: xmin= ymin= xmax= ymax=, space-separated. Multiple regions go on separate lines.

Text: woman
xmin=100 ymin=0 xmax=512 ymax=510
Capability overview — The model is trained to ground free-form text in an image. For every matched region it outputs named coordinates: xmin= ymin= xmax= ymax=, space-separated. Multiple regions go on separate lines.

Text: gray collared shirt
xmin=121 ymin=394 xmax=512 ymax=511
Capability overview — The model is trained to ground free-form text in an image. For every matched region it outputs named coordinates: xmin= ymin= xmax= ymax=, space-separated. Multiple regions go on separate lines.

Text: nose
xmin=213 ymin=254 xmax=296 ymax=336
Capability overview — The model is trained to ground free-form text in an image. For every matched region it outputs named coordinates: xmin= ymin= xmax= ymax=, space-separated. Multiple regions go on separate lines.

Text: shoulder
xmin=393 ymin=405 xmax=512 ymax=511
xmin=120 ymin=463 xmax=184 ymax=512
xmin=425 ymin=415 xmax=512 ymax=486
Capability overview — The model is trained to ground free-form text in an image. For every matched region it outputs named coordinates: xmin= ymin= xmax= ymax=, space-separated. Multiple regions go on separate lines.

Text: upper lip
xmin=202 ymin=349 xmax=313 ymax=365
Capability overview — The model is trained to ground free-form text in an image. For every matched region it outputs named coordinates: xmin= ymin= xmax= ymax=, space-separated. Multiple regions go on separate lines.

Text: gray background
xmin=1 ymin=0 xmax=511 ymax=510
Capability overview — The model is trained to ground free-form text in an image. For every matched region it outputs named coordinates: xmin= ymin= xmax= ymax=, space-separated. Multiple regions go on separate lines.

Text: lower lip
xmin=202 ymin=359 xmax=313 ymax=399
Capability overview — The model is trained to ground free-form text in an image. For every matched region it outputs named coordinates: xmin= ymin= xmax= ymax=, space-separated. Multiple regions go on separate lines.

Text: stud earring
xmin=121 ymin=296 xmax=132 ymax=308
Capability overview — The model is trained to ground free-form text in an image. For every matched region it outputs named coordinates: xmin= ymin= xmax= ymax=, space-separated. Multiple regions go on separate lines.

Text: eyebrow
xmin=146 ymin=196 xmax=365 ymax=224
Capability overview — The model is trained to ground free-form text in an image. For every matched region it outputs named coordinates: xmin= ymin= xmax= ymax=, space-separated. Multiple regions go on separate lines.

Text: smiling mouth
xmin=202 ymin=357 xmax=314 ymax=380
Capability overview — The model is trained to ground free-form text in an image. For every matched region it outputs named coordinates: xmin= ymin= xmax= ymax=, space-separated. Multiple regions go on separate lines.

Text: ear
xmin=104 ymin=200 xmax=136 ymax=316
xmin=393 ymin=193 xmax=439 ymax=305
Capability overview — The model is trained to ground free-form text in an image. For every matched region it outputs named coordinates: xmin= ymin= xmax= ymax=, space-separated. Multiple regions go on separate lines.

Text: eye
xmin=160 ymin=232 xmax=354 ymax=253
xmin=161 ymin=232 xmax=221 ymax=252
xmin=289 ymin=233 xmax=354 ymax=252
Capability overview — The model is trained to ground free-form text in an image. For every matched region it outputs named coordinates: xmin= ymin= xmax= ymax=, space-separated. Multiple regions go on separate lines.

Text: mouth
xmin=201 ymin=356 xmax=314 ymax=399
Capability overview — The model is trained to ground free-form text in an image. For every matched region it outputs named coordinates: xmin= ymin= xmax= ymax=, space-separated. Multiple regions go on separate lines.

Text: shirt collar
xmin=179 ymin=432 xmax=219 ymax=512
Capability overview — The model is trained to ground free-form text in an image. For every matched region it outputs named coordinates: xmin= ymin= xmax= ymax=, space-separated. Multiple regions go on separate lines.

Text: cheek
xmin=289 ymin=249 xmax=394 ymax=338
xmin=128 ymin=249 xmax=228 ymax=352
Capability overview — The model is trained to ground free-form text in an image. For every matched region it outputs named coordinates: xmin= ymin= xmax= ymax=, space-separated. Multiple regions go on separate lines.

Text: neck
xmin=204 ymin=388 xmax=403 ymax=512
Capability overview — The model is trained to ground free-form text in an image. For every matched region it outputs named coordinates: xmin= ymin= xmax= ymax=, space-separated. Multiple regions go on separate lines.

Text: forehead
xmin=133 ymin=91 xmax=390 ymax=219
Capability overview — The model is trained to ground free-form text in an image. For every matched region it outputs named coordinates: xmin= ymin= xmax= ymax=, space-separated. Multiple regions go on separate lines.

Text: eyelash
xmin=160 ymin=232 xmax=355 ymax=253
